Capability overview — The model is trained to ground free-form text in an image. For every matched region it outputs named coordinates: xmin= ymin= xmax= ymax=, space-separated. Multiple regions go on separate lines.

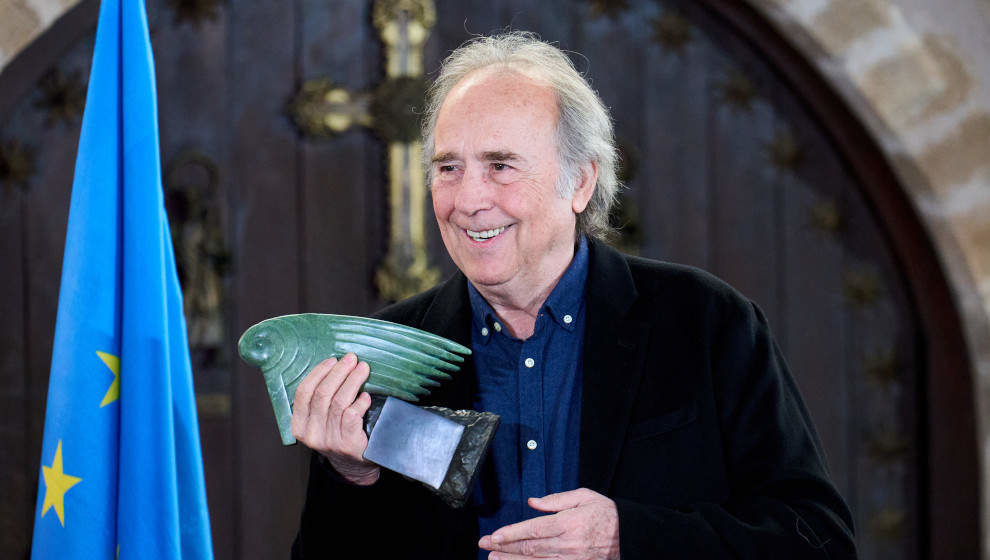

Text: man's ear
xmin=571 ymin=161 xmax=598 ymax=214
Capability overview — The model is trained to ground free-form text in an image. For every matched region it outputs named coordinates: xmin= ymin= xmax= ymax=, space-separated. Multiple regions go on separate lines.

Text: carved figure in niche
xmin=164 ymin=150 xmax=228 ymax=366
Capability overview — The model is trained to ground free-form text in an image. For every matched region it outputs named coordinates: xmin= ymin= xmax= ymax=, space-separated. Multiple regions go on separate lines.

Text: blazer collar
xmin=419 ymin=271 xmax=476 ymax=410
xmin=416 ymin=239 xmax=650 ymax=494
xmin=579 ymin=239 xmax=650 ymax=492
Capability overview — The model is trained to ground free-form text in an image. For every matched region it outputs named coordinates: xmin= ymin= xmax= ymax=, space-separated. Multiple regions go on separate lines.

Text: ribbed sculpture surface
xmin=238 ymin=313 xmax=472 ymax=444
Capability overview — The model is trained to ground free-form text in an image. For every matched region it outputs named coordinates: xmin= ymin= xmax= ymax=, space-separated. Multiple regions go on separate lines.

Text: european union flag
xmin=31 ymin=0 xmax=213 ymax=558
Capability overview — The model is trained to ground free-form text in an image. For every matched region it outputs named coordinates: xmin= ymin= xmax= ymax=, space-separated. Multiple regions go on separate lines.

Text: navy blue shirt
xmin=468 ymin=237 xmax=589 ymax=554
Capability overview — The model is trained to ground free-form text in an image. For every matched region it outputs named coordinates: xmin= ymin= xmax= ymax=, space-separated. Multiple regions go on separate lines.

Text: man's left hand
xmin=478 ymin=488 xmax=620 ymax=559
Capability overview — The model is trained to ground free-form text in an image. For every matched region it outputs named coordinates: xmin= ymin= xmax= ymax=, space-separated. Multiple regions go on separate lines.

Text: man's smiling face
xmin=430 ymin=69 xmax=591 ymax=295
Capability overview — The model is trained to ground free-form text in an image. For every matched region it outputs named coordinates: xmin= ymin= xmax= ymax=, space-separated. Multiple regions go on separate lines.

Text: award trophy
xmin=238 ymin=314 xmax=499 ymax=507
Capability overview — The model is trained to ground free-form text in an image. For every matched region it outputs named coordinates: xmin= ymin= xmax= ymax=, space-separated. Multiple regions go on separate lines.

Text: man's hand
xmin=478 ymin=488 xmax=620 ymax=559
xmin=291 ymin=353 xmax=380 ymax=486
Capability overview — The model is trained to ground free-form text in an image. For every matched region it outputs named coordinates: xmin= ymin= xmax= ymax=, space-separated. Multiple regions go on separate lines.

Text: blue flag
xmin=31 ymin=0 xmax=213 ymax=558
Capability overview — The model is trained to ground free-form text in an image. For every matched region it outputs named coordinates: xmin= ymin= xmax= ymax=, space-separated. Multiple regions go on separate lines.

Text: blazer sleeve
xmin=615 ymin=297 xmax=857 ymax=559
xmin=291 ymin=454 xmax=410 ymax=558
xmin=291 ymin=452 xmax=479 ymax=559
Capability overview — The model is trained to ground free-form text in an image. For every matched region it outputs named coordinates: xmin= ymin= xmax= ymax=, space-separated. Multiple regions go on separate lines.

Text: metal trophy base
xmin=363 ymin=396 xmax=500 ymax=508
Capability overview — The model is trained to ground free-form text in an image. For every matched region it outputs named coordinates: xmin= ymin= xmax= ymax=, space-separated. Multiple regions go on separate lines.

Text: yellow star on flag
xmin=97 ymin=351 xmax=120 ymax=407
xmin=41 ymin=440 xmax=82 ymax=527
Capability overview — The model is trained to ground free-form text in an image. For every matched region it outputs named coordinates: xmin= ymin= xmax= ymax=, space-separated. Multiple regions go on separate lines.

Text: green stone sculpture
xmin=238 ymin=313 xmax=472 ymax=445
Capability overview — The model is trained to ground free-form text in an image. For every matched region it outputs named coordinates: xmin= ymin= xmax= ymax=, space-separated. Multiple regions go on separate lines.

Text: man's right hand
xmin=291 ymin=353 xmax=381 ymax=486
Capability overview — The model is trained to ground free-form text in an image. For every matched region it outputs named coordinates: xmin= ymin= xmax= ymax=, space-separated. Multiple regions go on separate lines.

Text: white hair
xmin=422 ymin=31 xmax=620 ymax=240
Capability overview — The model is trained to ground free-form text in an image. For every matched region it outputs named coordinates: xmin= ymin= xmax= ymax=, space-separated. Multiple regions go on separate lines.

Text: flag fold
xmin=31 ymin=0 xmax=213 ymax=558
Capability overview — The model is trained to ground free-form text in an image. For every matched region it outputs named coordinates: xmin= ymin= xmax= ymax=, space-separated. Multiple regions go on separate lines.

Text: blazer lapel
xmin=418 ymin=272 xmax=476 ymax=411
xmin=579 ymin=240 xmax=650 ymax=493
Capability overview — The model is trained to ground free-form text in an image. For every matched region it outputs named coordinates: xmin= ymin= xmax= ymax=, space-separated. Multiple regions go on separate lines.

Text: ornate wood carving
xmin=716 ymin=69 xmax=757 ymax=113
xmin=166 ymin=0 xmax=223 ymax=26
xmin=288 ymin=0 xmax=439 ymax=302
xmin=34 ymin=69 xmax=86 ymax=127
xmin=765 ymin=129 xmax=804 ymax=171
xmin=651 ymin=11 xmax=692 ymax=53
xmin=586 ymin=0 xmax=630 ymax=19
xmin=0 ymin=139 xmax=36 ymax=192
xmin=163 ymin=149 xmax=229 ymax=362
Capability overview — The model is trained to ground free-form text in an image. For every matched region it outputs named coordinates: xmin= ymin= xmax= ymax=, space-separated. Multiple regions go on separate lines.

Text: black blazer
xmin=292 ymin=239 xmax=856 ymax=559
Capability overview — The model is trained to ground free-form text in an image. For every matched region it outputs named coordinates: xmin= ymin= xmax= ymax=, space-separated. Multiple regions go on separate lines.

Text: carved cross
xmin=288 ymin=0 xmax=439 ymax=302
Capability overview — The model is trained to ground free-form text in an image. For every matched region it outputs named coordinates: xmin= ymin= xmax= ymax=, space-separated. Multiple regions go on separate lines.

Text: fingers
xmin=485 ymin=550 xmax=545 ymax=560
xmin=482 ymin=539 xmax=558 ymax=558
xmin=327 ymin=358 xmax=370 ymax=435
xmin=487 ymin=516 xmax=562 ymax=548
xmin=480 ymin=491 xmax=621 ymax=559
xmin=291 ymin=357 xmax=338 ymax=435
xmin=528 ymin=488 xmax=594 ymax=513
xmin=338 ymin=391 xmax=372 ymax=448
xmin=311 ymin=354 xmax=359 ymax=425
xmin=290 ymin=353 xmax=381 ymax=484
xmin=290 ymin=353 xmax=365 ymax=451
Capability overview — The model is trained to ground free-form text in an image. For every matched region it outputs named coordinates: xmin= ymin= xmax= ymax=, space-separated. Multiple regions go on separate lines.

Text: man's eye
xmin=492 ymin=163 xmax=510 ymax=171
xmin=439 ymin=165 xmax=457 ymax=173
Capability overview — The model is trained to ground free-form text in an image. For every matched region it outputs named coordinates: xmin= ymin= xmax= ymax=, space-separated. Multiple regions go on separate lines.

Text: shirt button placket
xmin=519 ymin=339 xmax=545 ymax=503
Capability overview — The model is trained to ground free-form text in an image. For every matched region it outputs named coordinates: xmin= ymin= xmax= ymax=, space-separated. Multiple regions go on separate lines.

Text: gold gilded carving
xmin=864 ymin=350 xmax=899 ymax=387
xmin=651 ymin=11 xmax=693 ymax=54
xmin=0 ymin=139 xmax=36 ymax=192
xmin=374 ymin=0 xmax=439 ymax=301
xmin=586 ymin=0 xmax=630 ymax=19
xmin=844 ymin=268 xmax=884 ymax=307
xmin=167 ymin=0 xmax=223 ymax=26
xmin=375 ymin=142 xmax=440 ymax=300
xmin=866 ymin=431 xmax=910 ymax=464
xmin=716 ymin=69 xmax=757 ymax=114
xmin=164 ymin=150 xmax=229 ymax=358
xmin=868 ymin=508 xmax=907 ymax=540
xmin=288 ymin=0 xmax=439 ymax=302
xmin=765 ymin=129 xmax=804 ymax=171
xmin=196 ymin=392 xmax=232 ymax=419
xmin=288 ymin=79 xmax=372 ymax=138
xmin=35 ymin=69 xmax=86 ymax=127
xmin=373 ymin=0 xmax=435 ymax=78
xmin=808 ymin=200 xmax=844 ymax=234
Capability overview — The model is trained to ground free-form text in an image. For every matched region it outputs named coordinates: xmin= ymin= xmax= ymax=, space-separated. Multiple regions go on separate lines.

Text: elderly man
xmin=289 ymin=32 xmax=855 ymax=559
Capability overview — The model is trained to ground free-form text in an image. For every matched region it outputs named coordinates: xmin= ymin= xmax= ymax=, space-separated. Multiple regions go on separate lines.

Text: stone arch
xmin=743 ymin=0 xmax=990 ymax=555
xmin=0 ymin=0 xmax=82 ymax=75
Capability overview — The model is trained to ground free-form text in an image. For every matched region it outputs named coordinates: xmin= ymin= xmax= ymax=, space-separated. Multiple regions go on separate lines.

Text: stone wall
xmin=0 ymin=0 xmax=81 ymax=72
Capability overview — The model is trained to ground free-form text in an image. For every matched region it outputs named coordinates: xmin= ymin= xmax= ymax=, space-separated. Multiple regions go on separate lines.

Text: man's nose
xmin=453 ymin=164 xmax=494 ymax=214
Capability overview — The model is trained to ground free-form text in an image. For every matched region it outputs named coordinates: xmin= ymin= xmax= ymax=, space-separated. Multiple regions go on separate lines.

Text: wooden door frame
xmin=683 ymin=1 xmax=980 ymax=557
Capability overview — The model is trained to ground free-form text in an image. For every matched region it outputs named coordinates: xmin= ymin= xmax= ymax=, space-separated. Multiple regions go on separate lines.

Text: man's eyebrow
xmin=431 ymin=152 xmax=459 ymax=164
xmin=480 ymin=151 xmax=521 ymax=162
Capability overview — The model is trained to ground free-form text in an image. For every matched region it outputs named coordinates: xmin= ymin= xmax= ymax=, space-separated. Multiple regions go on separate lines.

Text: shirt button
xmin=493 ymin=322 xmax=502 ymax=332
xmin=526 ymin=439 xmax=538 ymax=450
xmin=481 ymin=327 xmax=489 ymax=336
xmin=524 ymin=357 xmax=535 ymax=368
xmin=563 ymin=314 xmax=573 ymax=324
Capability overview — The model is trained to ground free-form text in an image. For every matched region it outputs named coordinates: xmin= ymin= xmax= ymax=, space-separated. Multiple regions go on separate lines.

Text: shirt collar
xmin=467 ymin=279 xmax=498 ymax=345
xmin=543 ymin=235 xmax=589 ymax=332
xmin=467 ymin=236 xmax=590 ymax=342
